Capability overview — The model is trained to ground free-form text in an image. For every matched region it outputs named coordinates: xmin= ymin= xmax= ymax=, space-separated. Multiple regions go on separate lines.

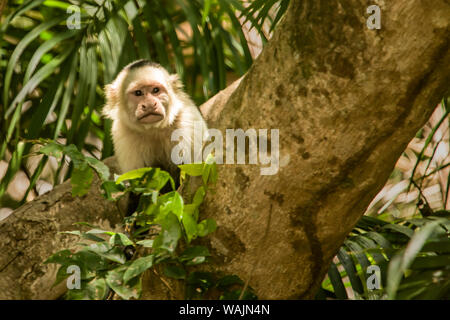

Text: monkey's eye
xmin=134 ymin=90 xmax=143 ymax=96
xmin=152 ymin=87 xmax=160 ymax=94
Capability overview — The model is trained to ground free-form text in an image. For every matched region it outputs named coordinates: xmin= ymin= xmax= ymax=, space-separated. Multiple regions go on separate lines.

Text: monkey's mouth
xmin=137 ymin=111 xmax=164 ymax=124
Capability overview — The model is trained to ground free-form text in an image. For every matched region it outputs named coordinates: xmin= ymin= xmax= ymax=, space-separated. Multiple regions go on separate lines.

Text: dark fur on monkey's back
xmin=125 ymin=59 xmax=161 ymax=71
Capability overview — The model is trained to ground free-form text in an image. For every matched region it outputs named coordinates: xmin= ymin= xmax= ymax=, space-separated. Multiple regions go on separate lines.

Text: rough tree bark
xmin=0 ymin=159 xmax=125 ymax=299
xmin=0 ymin=0 xmax=449 ymax=299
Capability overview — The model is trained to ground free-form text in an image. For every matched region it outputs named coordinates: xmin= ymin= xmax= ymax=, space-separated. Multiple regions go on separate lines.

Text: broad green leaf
xmin=106 ymin=265 xmax=142 ymax=300
xmin=193 ymin=186 xmax=206 ymax=206
xmin=163 ymin=265 xmax=186 ymax=280
xmin=153 ymin=213 xmax=181 ymax=254
xmin=44 ymin=249 xmax=73 ymax=265
xmin=136 ymin=240 xmax=154 ymax=248
xmin=179 ymin=246 xmax=210 ymax=265
xmin=179 ymin=163 xmax=204 ymax=176
xmin=116 ymin=168 xmax=154 ymax=184
xmin=71 ymin=166 xmax=94 ymax=197
xmin=197 ymin=218 xmax=217 ymax=237
xmin=39 ymin=141 xmax=64 ymax=158
xmin=101 ymin=181 xmax=125 ymax=201
xmin=146 ymin=170 xmax=174 ymax=191
xmin=109 ymin=233 xmax=134 ymax=247
xmin=216 ymin=275 xmax=244 ymax=290
xmin=159 ymin=192 xmax=184 ymax=220
xmin=63 ymin=144 xmax=88 ymax=170
xmin=123 ymin=255 xmax=154 ymax=283
xmin=182 ymin=212 xmax=198 ymax=243
xmin=86 ymin=157 xmax=110 ymax=181
xmin=85 ymin=242 xmax=126 ymax=264
xmin=86 ymin=278 xmax=109 ymax=300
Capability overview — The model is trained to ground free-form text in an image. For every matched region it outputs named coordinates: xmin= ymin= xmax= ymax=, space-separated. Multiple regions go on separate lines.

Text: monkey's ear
xmin=103 ymin=83 xmax=118 ymax=119
xmin=169 ymin=73 xmax=184 ymax=92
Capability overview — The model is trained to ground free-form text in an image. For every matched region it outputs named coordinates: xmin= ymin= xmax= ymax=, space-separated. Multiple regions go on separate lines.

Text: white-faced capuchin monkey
xmin=103 ymin=60 xmax=208 ymax=181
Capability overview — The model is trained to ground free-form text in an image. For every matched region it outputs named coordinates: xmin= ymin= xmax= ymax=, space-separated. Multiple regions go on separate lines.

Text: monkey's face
xmin=122 ymin=67 xmax=171 ymax=127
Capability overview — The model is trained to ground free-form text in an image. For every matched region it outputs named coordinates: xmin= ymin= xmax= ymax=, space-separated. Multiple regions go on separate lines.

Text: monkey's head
xmin=103 ymin=60 xmax=185 ymax=131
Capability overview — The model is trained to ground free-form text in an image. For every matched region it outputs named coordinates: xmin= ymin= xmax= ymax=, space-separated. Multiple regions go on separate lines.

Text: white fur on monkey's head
xmin=103 ymin=60 xmax=186 ymax=130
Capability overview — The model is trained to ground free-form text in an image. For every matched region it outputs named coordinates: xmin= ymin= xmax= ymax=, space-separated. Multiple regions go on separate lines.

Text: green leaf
xmin=86 ymin=278 xmax=109 ymax=300
xmin=109 ymin=233 xmax=134 ymax=247
xmin=84 ymin=242 xmax=126 ymax=264
xmin=216 ymin=275 xmax=244 ymax=290
xmin=3 ymin=16 xmax=64 ymax=109
xmin=153 ymin=213 xmax=181 ymax=254
xmin=202 ymin=0 xmax=212 ymax=26
xmin=136 ymin=240 xmax=154 ymax=248
xmin=336 ymin=247 xmax=364 ymax=295
xmin=101 ymin=180 xmax=125 ymax=201
xmin=386 ymin=220 xmax=443 ymax=299
xmin=422 ymin=239 xmax=450 ymax=253
xmin=193 ymin=186 xmax=206 ymax=206
xmin=72 ymin=250 xmax=109 ymax=272
xmin=44 ymin=249 xmax=73 ymax=265
xmin=39 ymin=141 xmax=64 ymax=158
xmin=106 ymin=265 xmax=142 ymax=300
xmin=6 ymin=45 xmax=74 ymax=118
xmin=54 ymin=53 xmax=78 ymax=139
xmin=85 ymin=228 xmax=115 ymax=236
xmin=63 ymin=144 xmax=88 ymax=170
xmin=202 ymin=163 xmax=211 ymax=185
xmin=123 ymin=255 xmax=154 ymax=283
xmin=81 ymin=233 xmax=105 ymax=243
xmin=163 ymin=265 xmax=186 ymax=280
xmin=382 ymin=224 xmax=414 ymax=238
xmin=410 ymin=255 xmax=450 ymax=269
xmin=327 ymin=262 xmax=348 ymax=299
xmin=197 ymin=218 xmax=217 ymax=237
xmin=182 ymin=211 xmax=198 ymax=243
xmin=116 ymin=167 xmax=154 ymax=184
xmin=179 ymin=246 xmax=210 ymax=266
xmin=159 ymin=192 xmax=184 ymax=220
xmin=146 ymin=170 xmax=174 ymax=191
xmin=71 ymin=166 xmax=94 ymax=197
xmin=24 ymin=30 xmax=79 ymax=83
xmin=179 ymin=163 xmax=204 ymax=176
xmin=86 ymin=157 xmax=110 ymax=181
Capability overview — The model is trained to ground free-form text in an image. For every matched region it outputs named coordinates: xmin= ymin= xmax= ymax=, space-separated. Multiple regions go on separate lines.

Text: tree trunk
xmin=197 ymin=0 xmax=450 ymax=299
xmin=0 ymin=0 xmax=449 ymax=299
